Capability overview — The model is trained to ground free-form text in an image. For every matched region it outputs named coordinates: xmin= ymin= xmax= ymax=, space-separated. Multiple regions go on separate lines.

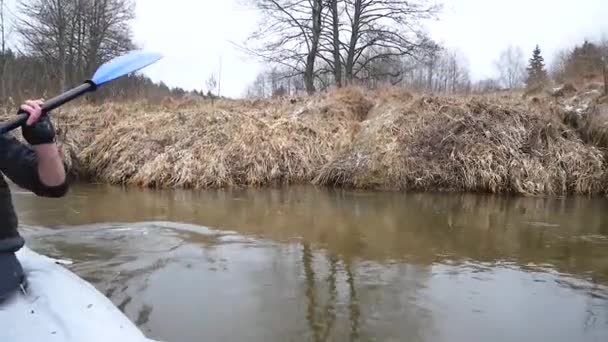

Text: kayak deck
xmin=0 ymin=246 xmax=155 ymax=342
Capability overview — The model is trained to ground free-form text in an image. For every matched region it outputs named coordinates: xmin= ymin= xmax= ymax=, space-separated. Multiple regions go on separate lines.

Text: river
xmin=11 ymin=183 xmax=608 ymax=342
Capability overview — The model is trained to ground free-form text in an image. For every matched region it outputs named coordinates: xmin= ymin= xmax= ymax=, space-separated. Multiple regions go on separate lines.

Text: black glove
xmin=21 ymin=112 xmax=56 ymax=145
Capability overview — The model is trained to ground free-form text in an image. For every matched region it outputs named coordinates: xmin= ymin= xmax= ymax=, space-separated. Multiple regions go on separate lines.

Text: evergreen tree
xmin=566 ymin=40 xmax=604 ymax=79
xmin=526 ymin=45 xmax=548 ymax=88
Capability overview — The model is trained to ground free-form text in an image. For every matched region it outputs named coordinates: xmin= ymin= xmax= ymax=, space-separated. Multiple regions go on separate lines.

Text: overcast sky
xmin=131 ymin=0 xmax=607 ymax=98
xmin=7 ymin=0 xmax=607 ymax=98
xmin=131 ymin=0 xmax=262 ymax=98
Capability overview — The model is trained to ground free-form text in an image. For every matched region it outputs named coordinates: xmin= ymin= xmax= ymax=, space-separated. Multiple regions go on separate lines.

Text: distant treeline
xmin=0 ymin=0 xmax=192 ymax=106
xmin=240 ymin=0 xmax=607 ymax=98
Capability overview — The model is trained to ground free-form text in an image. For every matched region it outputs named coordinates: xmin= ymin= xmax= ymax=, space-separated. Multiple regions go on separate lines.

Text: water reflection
xmin=20 ymin=222 xmax=608 ymax=342
xmin=23 ymin=224 xmax=438 ymax=341
xmin=345 ymin=262 xmax=360 ymax=341
xmin=302 ymin=243 xmax=319 ymax=340
xmin=13 ymin=184 xmax=608 ymax=282
xmin=11 ymin=184 xmax=608 ymax=341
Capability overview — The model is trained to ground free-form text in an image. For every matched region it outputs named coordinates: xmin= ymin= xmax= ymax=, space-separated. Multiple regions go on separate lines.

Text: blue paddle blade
xmin=91 ymin=50 xmax=163 ymax=86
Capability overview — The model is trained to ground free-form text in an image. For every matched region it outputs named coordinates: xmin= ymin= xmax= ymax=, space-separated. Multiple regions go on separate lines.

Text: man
xmin=0 ymin=99 xmax=69 ymax=300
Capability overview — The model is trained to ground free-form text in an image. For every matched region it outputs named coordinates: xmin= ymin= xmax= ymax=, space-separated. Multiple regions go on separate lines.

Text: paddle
xmin=0 ymin=50 xmax=163 ymax=135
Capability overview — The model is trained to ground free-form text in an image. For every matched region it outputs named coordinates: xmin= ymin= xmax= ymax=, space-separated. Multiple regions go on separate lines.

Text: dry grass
xmin=316 ymin=93 xmax=606 ymax=195
xmin=53 ymin=95 xmax=353 ymax=188
xmin=4 ymin=85 xmax=608 ymax=195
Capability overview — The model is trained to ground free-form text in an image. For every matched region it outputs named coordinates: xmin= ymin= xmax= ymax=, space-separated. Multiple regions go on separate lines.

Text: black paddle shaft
xmin=0 ymin=81 xmax=96 ymax=135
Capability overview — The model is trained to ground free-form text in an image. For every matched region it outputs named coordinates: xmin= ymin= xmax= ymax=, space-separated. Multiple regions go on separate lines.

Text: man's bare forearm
xmin=33 ymin=144 xmax=66 ymax=187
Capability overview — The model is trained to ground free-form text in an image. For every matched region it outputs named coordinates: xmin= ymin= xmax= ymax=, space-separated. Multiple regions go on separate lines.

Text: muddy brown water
xmin=11 ymin=183 xmax=608 ymax=342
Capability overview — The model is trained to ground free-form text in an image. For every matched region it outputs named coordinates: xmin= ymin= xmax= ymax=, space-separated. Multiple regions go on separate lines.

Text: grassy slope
xmin=6 ymin=84 xmax=608 ymax=196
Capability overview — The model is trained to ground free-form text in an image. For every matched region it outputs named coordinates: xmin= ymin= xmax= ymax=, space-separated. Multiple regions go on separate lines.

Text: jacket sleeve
xmin=0 ymin=134 xmax=69 ymax=198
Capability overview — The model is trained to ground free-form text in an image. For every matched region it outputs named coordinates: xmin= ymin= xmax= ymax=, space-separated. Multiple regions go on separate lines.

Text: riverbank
xmin=6 ymin=84 xmax=608 ymax=196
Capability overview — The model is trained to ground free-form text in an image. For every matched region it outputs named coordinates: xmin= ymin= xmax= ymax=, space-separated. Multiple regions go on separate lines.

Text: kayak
xmin=0 ymin=246 xmax=156 ymax=342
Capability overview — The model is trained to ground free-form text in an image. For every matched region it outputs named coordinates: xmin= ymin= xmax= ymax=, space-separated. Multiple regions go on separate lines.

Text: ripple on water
xmin=18 ymin=220 xmax=608 ymax=342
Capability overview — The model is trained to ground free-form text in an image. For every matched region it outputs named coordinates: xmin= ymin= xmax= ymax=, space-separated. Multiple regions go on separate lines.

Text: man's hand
xmin=21 ymin=99 xmax=56 ymax=145
xmin=21 ymin=99 xmax=45 ymax=126
xmin=19 ymin=99 xmax=66 ymax=187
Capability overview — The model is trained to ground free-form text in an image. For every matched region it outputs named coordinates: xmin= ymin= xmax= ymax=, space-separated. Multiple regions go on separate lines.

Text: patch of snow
xmin=575 ymin=103 xmax=590 ymax=115
xmin=585 ymin=89 xmax=601 ymax=97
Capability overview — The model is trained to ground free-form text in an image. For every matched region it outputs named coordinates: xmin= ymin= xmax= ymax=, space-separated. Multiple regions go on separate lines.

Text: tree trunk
xmin=604 ymin=58 xmax=608 ymax=95
xmin=427 ymin=60 xmax=433 ymax=92
xmin=345 ymin=0 xmax=362 ymax=85
xmin=0 ymin=0 xmax=5 ymax=100
xmin=304 ymin=56 xmax=316 ymax=95
xmin=0 ymin=0 xmax=4 ymax=55
xmin=302 ymin=242 xmax=319 ymax=341
xmin=330 ymin=0 xmax=342 ymax=88
xmin=57 ymin=4 xmax=67 ymax=91
xmin=304 ymin=0 xmax=322 ymax=95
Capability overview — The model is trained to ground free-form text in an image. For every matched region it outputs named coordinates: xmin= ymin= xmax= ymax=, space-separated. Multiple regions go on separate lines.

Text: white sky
xmin=6 ymin=0 xmax=608 ymax=98
xmin=131 ymin=0 xmax=263 ymax=98
xmin=132 ymin=0 xmax=608 ymax=98
xmin=425 ymin=0 xmax=608 ymax=80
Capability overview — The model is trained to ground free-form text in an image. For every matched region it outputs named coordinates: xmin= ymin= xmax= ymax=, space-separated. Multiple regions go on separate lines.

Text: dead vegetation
xmin=4 ymin=85 xmax=608 ymax=196
xmin=50 ymin=95 xmax=353 ymax=188
xmin=316 ymin=93 xmax=606 ymax=195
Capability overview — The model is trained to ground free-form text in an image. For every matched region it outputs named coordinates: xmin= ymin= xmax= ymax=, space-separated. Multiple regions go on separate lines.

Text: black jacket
xmin=0 ymin=134 xmax=69 ymax=252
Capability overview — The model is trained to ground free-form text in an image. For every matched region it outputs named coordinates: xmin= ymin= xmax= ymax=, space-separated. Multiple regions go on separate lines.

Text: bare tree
xmin=602 ymin=36 xmax=608 ymax=95
xmin=245 ymin=65 xmax=306 ymax=98
xmin=604 ymin=54 xmax=608 ymax=95
xmin=400 ymin=46 xmax=470 ymax=94
xmin=472 ymin=78 xmax=501 ymax=94
xmin=392 ymin=41 xmax=446 ymax=93
xmin=340 ymin=0 xmax=441 ymax=84
xmin=328 ymin=0 xmax=342 ymax=87
xmin=0 ymin=0 xmax=9 ymax=99
xmin=206 ymin=73 xmax=218 ymax=97
xmin=241 ymin=0 xmax=324 ymax=95
xmin=84 ymin=0 xmax=136 ymax=74
xmin=0 ymin=0 xmax=181 ymax=104
xmin=550 ymin=48 xmax=571 ymax=83
xmin=18 ymin=0 xmax=70 ymax=89
xmin=494 ymin=45 xmax=525 ymax=89
xmin=247 ymin=72 xmax=267 ymax=98
xmin=356 ymin=49 xmax=403 ymax=88
xmin=218 ymin=57 xmax=222 ymax=97
xmin=423 ymin=42 xmax=442 ymax=91
xmin=240 ymin=0 xmax=441 ymax=92
xmin=16 ymin=0 xmax=135 ymax=92
xmin=0 ymin=0 xmax=6 ymax=55
xmin=443 ymin=48 xmax=471 ymax=94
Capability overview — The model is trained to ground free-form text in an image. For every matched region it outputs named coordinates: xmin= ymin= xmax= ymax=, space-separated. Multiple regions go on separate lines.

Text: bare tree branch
xmin=240 ymin=0 xmax=325 ymax=94
xmin=494 ymin=45 xmax=526 ymax=89
xmin=339 ymin=0 xmax=441 ymax=84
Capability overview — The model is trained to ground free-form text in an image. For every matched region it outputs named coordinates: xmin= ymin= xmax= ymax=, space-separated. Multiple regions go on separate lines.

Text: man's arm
xmin=0 ymin=134 xmax=69 ymax=197
xmin=0 ymin=99 xmax=69 ymax=197
xmin=33 ymin=144 xmax=67 ymax=187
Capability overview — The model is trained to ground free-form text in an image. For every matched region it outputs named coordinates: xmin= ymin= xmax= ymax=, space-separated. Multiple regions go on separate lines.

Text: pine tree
xmin=566 ymin=40 xmax=604 ymax=79
xmin=526 ymin=45 xmax=548 ymax=88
